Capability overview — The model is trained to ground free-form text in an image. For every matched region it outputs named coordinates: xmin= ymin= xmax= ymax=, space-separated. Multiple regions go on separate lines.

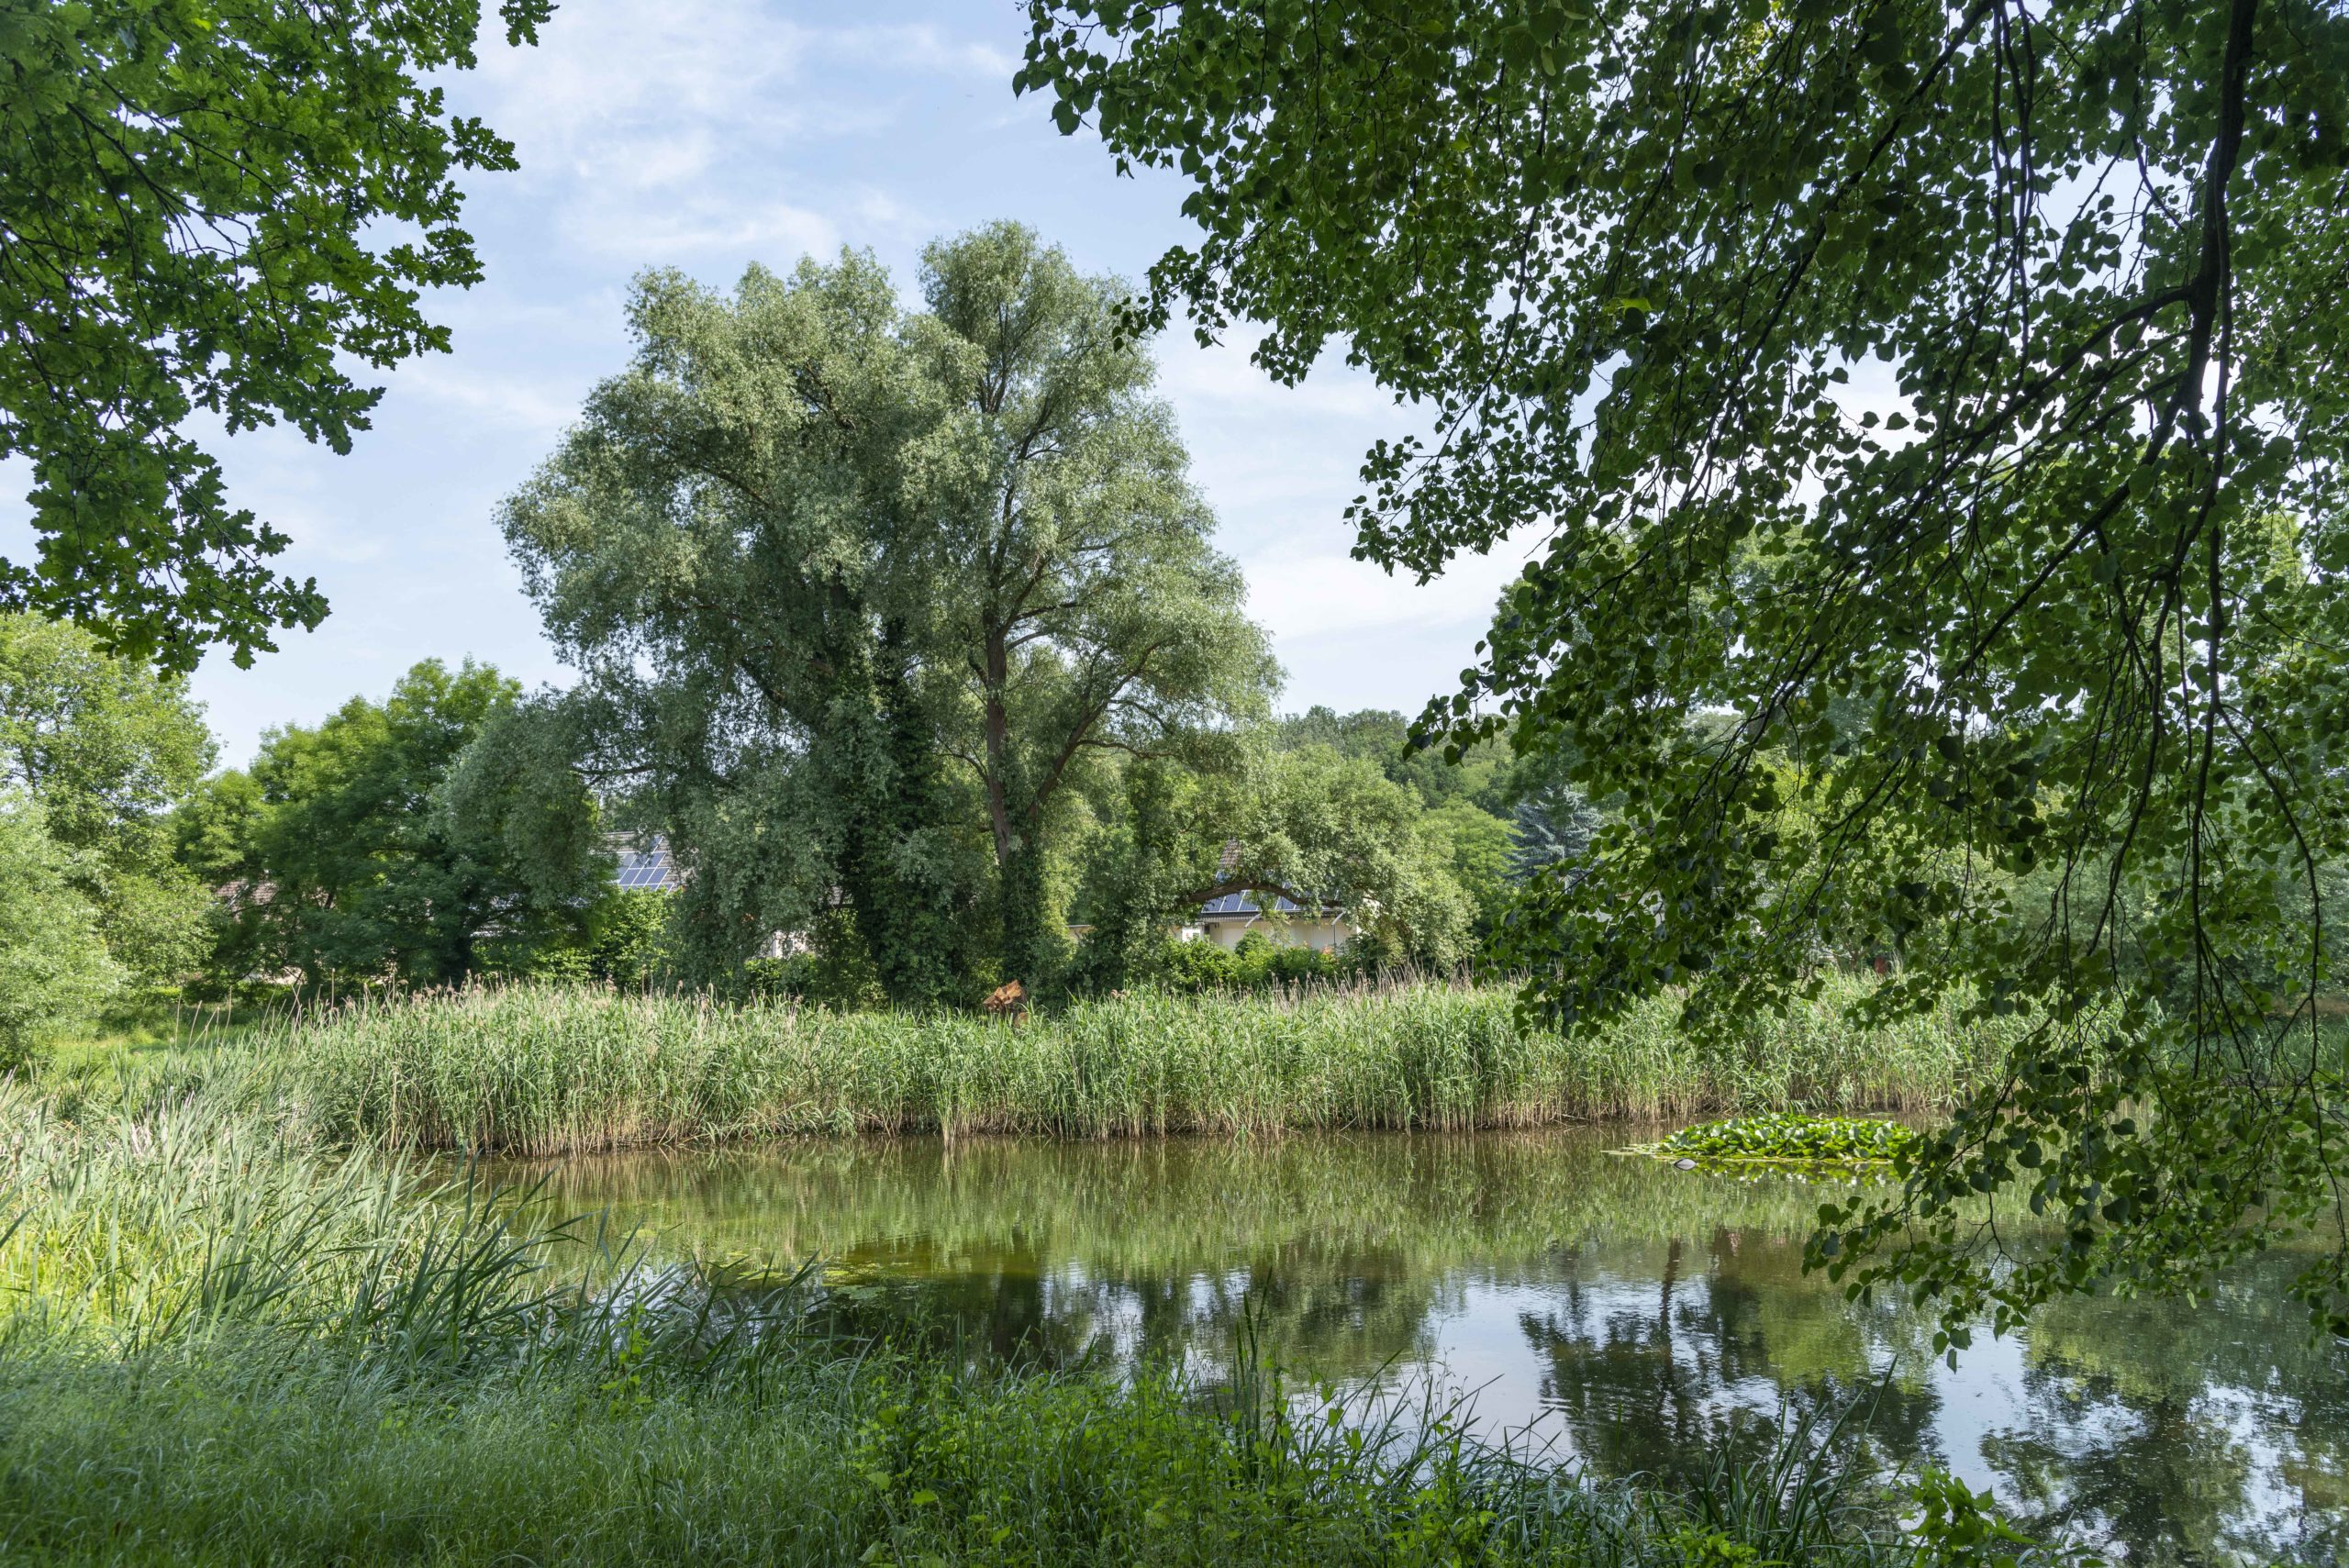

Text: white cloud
xmin=811 ymin=22 xmax=1021 ymax=79
xmin=449 ymin=6 xmax=1030 ymax=271
xmin=1240 ymin=536 xmax=1533 ymax=647
xmin=389 ymin=360 xmax=590 ymax=440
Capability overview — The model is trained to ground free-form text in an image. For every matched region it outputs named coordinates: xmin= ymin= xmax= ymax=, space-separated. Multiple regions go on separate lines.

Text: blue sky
xmin=4 ymin=3 xmax=1536 ymax=767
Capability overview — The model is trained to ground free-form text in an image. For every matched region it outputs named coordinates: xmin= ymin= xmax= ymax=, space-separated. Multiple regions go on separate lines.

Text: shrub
xmin=1155 ymin=933 xmax=1341 ymax=995
xmin=0 ymin=795 xmax=120 ymax=1070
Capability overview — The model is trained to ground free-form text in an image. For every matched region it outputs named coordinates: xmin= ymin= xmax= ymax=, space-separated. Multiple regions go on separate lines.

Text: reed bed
xmin=260 ymin=975 xmax=2022 ymax=1155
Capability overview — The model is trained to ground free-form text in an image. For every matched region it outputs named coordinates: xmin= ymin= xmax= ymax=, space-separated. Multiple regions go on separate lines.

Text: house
xmin=607 ymin=835 xmax=805 ymax=958
xmin=1178 ymin=841 xmax=1356 ymax=952
xmin=1185 ymin=888 xmax=1355 ymax=952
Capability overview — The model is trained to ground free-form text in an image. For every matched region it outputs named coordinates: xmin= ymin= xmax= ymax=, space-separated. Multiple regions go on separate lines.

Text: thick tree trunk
xmin=831 ymin=639 xmax=970 ymax=1009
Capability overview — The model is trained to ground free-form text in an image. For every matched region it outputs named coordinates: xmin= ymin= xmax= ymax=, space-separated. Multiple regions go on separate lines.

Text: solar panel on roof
xmin=612 ymin=840 xmax=679 ymax=893
xmin=1197 ymin=887 xmax=1319 ymax=917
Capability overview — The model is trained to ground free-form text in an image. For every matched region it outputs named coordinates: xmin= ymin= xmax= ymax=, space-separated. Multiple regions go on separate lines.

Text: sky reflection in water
xmin=500 ymin=1129 xmax=2347 ymax=1564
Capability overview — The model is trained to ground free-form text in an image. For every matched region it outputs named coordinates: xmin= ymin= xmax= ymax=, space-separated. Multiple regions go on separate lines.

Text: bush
xmin=1155 ymin=932 xmax=1342 ymax=995
xmin=742 ymin=911 xmax=886 ymax=1010
xmin=0 ymin=795 xmax=120 ymax=1070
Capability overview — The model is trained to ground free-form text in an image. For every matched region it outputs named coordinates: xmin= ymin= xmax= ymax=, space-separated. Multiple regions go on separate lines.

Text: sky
xmin=0 ymin=1 xmax=1542 ymax=769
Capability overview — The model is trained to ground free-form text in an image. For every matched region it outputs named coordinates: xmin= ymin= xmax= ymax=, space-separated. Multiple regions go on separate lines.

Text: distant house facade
xmin=608 ymin=835 xmax=805 ymax=959
xmin=1176 ymin=840 xmax=1356 ymax=952
xmin=1181 ymin=888 xmax=1354 ymax=952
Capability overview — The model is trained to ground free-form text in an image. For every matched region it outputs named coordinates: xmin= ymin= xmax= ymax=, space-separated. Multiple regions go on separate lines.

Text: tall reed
xmin=250 ymin=975 xmax=2025 ymax=1155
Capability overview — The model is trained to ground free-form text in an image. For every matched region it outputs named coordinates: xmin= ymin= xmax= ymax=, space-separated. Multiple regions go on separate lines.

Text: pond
xmin=507 ymin=1128 xmax=2346 ymax=1564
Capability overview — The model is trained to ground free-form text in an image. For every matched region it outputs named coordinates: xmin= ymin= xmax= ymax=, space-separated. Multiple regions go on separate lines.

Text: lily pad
xmin=1620 ymin=1112 xmax=1920 ymax=1171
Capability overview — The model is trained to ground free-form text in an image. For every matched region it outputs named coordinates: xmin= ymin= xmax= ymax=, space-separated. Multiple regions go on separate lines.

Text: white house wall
xmin=1199 ymin=917 xmax=1354 ymax=952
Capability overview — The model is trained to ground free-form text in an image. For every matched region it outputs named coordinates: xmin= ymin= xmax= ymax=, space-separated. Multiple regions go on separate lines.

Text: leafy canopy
xmin=0 ymin=612 xmax=215 ymax=989
xmin=0 ymin=0 xmax=548 ymax=668
xmin=1021 ymin=0 xmax=2349 ymax=1334
xmin=201 ymin=660 xmax=606 ymax=988
xmin=502 ymin=225 xmax=1275 ymax=1000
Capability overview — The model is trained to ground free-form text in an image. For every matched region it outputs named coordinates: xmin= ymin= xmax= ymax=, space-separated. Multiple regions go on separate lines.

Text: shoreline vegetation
xmin=0 ymin=1080 xmax=2083 ymax=1566
xmin=77 ymin=973 xmax=2035 ymax=1157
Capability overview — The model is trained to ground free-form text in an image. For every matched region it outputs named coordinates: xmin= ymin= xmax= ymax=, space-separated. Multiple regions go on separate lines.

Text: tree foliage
xmin=1021 ymin=0 xmax=2349 ymax=1332
xmin=197 ymin=660 xmax=607 ymax=987
xmin=501 ymin=225 xmax=1275 ymax=1003
xmin=0 ymin=791 xmax=119 ymax=1066
xmin=1072 ymin=742 xmax=1477 ymax=987
xmin=0 ymin=0 xmax=548 ymax=668
xmin=0 ymin=612 xmax=214 ymax=990
xmin=1508 ymin=785 xmax=1601 ymax=886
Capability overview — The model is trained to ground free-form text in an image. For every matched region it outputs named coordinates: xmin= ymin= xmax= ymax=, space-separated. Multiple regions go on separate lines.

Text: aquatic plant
xmin=1642 ymin=1113 xmax=1922 ymax=1168
xmin=196 ymin=973 xmax=2029 ymax=1155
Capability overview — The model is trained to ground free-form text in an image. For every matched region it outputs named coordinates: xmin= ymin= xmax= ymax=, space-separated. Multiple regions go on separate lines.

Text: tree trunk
xmin=831 ymin=638 xmax=970 ymax=1009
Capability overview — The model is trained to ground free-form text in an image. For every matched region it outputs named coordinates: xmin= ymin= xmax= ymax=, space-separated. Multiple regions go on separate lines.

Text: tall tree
xmin=501 ymin=226 xmax=1275 ymax=1000
xmin=211 ymin=660 xmax=604 ymax=986
xmin=0 ymin=0 xmax=548 ymax=668
xmin=1021 ymin=3 xmax=2349 ymax=1333
xmin=917 ymin=224 xmax=1278 ymax=984
xmin=0 ymin=612 xmax=215 ymax=989
xmin=0 ymin=793 xmax=118 ymax=1068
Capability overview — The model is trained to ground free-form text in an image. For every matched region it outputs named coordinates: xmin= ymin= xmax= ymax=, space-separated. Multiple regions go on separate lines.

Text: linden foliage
xmin=1645 ymin=1113 xmax=1921 ymax=1169
xmin=0 ymin=0 xmax=549 ymax=668
xmin=1019 ymin=0 xmax=2349 ymax=1337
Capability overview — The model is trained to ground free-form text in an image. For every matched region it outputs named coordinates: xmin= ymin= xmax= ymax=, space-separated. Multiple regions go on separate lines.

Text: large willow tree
xmin=1020 ymin=1 xmax=2349 ymax=1336
xmin=503 ymin=225 xmax=1272 ymax=1004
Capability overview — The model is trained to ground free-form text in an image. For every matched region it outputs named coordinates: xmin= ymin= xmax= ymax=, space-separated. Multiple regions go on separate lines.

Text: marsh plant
xmin=1642 ymin=1114 xmax=1926 ymax=1169
xmin=234 ymin=974 xmax=2029 ymax=1155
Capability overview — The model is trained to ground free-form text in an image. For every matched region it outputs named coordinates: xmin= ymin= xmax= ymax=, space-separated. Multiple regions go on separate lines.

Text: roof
xmin=613 ymin=836 xmax=681 ymax=892
xmin=1198 ymin=890 xmax=1308 ymax=917
xmin=1199 ymin=840 xmax=1342 ymax=918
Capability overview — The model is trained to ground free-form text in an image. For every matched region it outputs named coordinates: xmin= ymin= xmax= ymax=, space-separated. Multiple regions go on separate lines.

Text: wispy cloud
xmin=1239 ymin=538 xmax=1532 ymax=646
xmin=454 ymin=6 xmax=1024 ymax=269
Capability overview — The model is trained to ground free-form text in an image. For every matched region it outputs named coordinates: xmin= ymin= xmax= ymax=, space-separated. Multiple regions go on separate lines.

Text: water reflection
xmin=495 ymin=1130 xmax=2346 ymax=1563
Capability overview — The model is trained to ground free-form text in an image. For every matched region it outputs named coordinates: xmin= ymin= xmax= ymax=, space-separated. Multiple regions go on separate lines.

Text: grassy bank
xmin=250 ymin=975 xmax=2021 ymax=1155
xmin=0 ymin=1084 xmax=2068 ymax=1567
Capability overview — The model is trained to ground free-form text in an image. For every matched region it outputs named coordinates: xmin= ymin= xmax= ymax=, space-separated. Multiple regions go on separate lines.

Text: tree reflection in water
xmin=494 ymin=1128 xmax=2344 ymax=1564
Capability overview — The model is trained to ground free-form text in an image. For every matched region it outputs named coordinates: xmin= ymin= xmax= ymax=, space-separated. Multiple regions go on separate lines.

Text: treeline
xmin=0 ymin=605 xmax=1601 ymax=1051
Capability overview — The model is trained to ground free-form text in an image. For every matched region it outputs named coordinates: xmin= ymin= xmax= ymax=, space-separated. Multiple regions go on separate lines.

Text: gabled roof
xmin=1198 ymin=838 xmax=1341 ymax=918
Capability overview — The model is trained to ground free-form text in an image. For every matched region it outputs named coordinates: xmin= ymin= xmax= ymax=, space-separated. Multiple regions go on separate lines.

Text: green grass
xmin=0 ymin=1085 xmax=2080 ymax=1567
xmin=200 ymin=974 xmax=2027 ymax=1156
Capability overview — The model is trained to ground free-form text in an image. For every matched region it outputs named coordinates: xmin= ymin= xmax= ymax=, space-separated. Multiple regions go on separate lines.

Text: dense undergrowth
xmin=0 ymin=1083 xmax=2086 ymax=1566
xmin=157 ymin=974 xmax=2029 ymax=1155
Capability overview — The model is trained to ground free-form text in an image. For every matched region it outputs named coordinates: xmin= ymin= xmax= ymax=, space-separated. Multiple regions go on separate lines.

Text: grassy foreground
xmin=0 ymin=1083 xmax=2074 ymax=1567
xmin=232 ymin=975 xmax=2022 ymax=1155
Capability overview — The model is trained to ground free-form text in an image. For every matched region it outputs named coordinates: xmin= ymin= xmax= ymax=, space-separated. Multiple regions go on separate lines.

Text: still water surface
xmin=513 ymin=1129 xmax=2345 ymax=1563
